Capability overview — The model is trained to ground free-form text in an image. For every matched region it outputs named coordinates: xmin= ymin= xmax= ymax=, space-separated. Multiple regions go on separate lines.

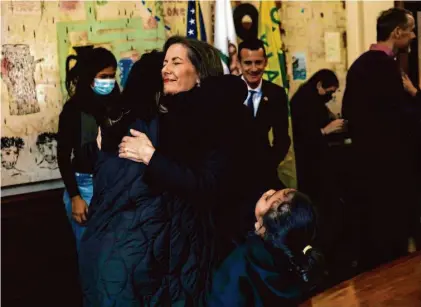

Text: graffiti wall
xmin=1 ymin=1 xmax=169 ymax=187
xmin=1 ymin=0 xmax=347 ymax=190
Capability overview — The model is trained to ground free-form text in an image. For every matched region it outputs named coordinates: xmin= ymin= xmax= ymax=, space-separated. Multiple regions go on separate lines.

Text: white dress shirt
xmin=242 ymin=76 xmax=263 ymax=117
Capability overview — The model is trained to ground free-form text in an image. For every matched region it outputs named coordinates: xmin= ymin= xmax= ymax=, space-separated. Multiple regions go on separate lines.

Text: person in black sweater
xmin=341 ymin=8 xmax=417 ymax=271
xmin=57 ymin=47 xmax=120 ymax=251
xmin=291 ymin=69 xmax=343 ymax=202
xmin=290 ymin=69 xmax=345 ymax=266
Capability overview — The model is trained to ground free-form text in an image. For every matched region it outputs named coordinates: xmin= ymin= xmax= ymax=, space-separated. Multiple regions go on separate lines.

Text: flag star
xmin=190 ymin=8 xmax=195 ymax=14
xmin=189 ymin=19 xmax=195 ymax=25
xmin=188 ymin=29 xmax=194 ymax=36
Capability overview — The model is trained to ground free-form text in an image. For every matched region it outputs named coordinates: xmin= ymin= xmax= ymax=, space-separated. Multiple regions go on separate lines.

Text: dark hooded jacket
xmin=208 ymin=235 xmax=306 ymax=307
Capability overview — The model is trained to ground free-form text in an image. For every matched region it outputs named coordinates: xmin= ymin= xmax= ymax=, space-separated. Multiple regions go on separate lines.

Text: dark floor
xmin=2 ymin=189 xmax=82 ymax=307
xmin=2 ymin=187 xmax=418 ymax=306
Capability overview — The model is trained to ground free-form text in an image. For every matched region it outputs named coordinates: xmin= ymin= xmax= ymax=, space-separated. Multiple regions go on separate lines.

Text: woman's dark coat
xmin=79 ymin=75 xmax=250 ymax=306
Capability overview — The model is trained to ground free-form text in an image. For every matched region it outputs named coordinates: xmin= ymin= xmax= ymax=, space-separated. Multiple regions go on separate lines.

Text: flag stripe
xmin=198 ymin=3 xmax=207 ymax=41
xmin=214 ymin=0 xmax=237 ymax=75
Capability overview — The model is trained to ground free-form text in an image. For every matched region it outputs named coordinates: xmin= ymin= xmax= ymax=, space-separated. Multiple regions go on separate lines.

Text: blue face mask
xmin=92 ymin=78 xmax=116 ymax=95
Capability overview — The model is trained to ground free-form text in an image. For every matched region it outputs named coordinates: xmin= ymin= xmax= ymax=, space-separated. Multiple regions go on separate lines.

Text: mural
xmin=1 ymin=1 xmax=166 ymax=187
xmin=1 ymin=1 xmax=347 ymax=190
xmin=1 ymin=44 xmax=41 ymax=115
xmin=1 ymin=137 xmax=25 ymax=177
xmin=56 ymin=1 xmax=166 ymax=93
xmin=118 ymin=58 xmax=135 ymax=88
xmin=35 ymin=132 xmax=58 ymax=170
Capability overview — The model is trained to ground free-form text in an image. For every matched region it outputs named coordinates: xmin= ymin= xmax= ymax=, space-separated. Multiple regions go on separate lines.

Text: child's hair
xmin=99 ymin=50 xmax=165 ymax=152
xmin=262 ymin=191 xmax=326 ymax=288
xmin=121 ymin=50 xmax=164 ymax=121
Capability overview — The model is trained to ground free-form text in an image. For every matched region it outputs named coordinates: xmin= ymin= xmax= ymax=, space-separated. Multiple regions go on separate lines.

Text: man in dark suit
xmin=238 ymin=39 xmax=291 ymax=191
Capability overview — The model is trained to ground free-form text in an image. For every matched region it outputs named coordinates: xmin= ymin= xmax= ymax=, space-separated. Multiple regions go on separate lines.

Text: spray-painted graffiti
xmin=7 ymin=1 xmax=42 ymax=15
xmin=96 ymin=0 xmax=108 ymax=6
xmin=1 ymin=136 xmax=25 ymax=177
xmin=59 ymin=0 xmax=80 ymax=11
xmin=56 ymin=2 xmax=166 ymax=95
xmin=1 ymin=44 xmax=40 ymax=116
xmin=118 ymin=58 xmax=134 ymax=89
xmin=141 ymin=0 xmax=171 ymax=31
xmin=35 ymin=132 xmax=58 ymax=170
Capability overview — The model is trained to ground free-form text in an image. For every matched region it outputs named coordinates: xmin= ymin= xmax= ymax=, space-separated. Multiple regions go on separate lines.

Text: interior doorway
xmin=395 ymin=1 xmax=420 ymax=87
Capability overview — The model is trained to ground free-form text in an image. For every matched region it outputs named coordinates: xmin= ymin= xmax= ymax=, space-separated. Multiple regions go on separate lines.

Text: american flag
xmin=186 ymin=0 xmax=207 ymax=41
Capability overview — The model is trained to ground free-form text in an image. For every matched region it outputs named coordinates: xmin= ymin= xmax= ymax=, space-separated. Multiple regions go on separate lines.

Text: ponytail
xmin=288 ymin=246 xmax=326 ymax=287
xmin=266 ymin=235 xmax=326 ymax=288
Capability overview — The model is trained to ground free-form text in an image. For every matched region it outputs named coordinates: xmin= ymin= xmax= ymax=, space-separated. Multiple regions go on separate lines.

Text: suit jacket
xmin=252 ymin=79 xmax=291 ymax=188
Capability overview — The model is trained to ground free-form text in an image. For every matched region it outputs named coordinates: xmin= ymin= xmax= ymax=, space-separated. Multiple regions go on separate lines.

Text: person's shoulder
xmin=60 ymin=96 xmax=84 ymax=122
xmin=203 ymin=75 xmax=247 ymax=95
xmin=262 ymin=81 xmax=288 ymax=106
xmin=351 ymin=50 xmax=393 ymax=68
xmin=349 ymin=51 xmax=397 ymax=82
xmin=262 ymin=80 xmax=287 ymax=95
xmin=60 ymin=97 xmax=76 ymax=113
xmin=201 ymin=75 xmax=248 ymax=109
xmin=215 ymin=242 xmax=249 ymax=275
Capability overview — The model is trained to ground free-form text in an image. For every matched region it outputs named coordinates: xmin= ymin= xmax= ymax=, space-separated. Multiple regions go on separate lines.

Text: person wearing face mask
xmin=291 ymin=69 xmax=343 ymax=197
xmin=341 ymin=8 xmax=418 ymax=271
xmin=57 ymin=47 xmax=119 ymax=251
xmin=208 ymin=189 xmax=326 ymax=306
xmin=290 ymin=69 xmax=345 ymax=270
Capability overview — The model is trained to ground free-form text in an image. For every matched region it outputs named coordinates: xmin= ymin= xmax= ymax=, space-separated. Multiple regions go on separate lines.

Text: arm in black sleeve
xmin=413 ymin=90 xmax=421 ymax=121
xmin=144 ymin=75 xmax=244 ymax=201
xmin=409 ymin=88 xmax=421 ymax=109
xmin=415 ymin=90 xmax=421 ymax=101
xmin=57 ymin=105 xmax=79 ymax=198
xmin=270 ymin=87 xmax=291 ymax=167
xmin=145 ymin=147 xmax=227 ymax=200
xmin=79 ymin=140 xmax=99 ymax=170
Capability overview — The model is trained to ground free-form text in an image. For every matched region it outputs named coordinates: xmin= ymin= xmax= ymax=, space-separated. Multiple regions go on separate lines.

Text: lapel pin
xmin=263 ymin=96 xmax=269 ymax=102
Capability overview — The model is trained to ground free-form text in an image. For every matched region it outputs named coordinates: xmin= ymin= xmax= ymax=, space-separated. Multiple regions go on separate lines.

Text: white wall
xmin=418 ymin=12 xmax=421 ymax=87
xmin=346 ymin=1 xmax=394 ymax=68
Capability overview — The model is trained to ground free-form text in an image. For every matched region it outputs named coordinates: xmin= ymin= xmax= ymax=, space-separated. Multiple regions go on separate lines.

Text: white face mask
xmin=92 ymin=78 xmax=116 ymax=95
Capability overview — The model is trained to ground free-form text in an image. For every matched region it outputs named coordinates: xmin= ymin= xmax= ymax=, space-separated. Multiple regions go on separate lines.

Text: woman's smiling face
xmin=161 ymin=43 xmax=199 ymax=95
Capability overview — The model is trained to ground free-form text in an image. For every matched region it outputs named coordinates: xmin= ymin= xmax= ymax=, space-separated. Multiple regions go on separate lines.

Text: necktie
xmin=247 ymin=90 xmax=257 ymax=117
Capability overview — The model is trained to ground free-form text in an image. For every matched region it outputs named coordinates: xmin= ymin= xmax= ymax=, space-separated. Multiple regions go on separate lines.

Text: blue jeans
xmin=63 ymin=173 xmax=93 ymax=252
